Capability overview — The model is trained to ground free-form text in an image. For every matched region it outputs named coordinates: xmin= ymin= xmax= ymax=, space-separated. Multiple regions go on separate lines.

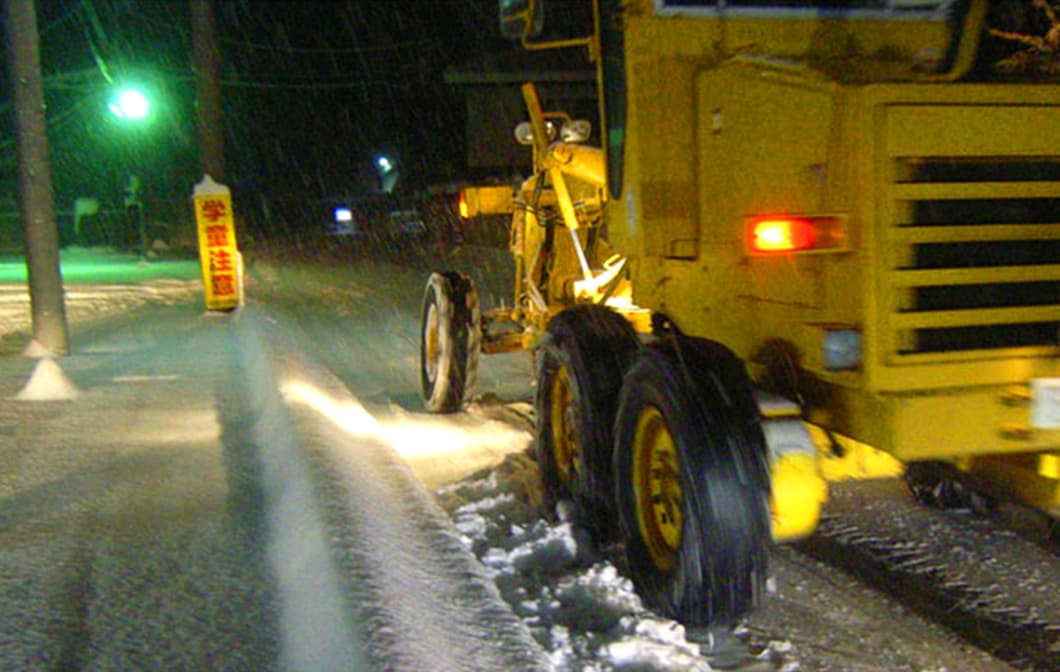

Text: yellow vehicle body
xmin=492 ymin=0 xmax=1060 ymax=520
xmin=473 ymin=88 xmax=652 ymax=353
xmin=596 ymin=1 xmax=1060 ymax=516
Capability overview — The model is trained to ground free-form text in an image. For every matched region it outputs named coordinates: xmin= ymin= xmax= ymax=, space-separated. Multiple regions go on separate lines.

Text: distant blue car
xmin=327 ymin=205 xmax=362 ymax=236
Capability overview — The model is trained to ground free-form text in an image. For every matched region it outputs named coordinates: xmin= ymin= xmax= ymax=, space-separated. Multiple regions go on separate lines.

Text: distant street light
xmin=106 ymin=86 xmax=153 ymax=257
xmin=108 ymin=87 xmax=150 ymax=121
xmin=375 ymin=153 xmax=398 ymax=193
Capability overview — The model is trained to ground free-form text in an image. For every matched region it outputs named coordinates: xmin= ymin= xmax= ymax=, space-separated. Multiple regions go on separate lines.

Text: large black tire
xmin=613 ymin=337 xmax=771 ymax=627
xmin=535 ymin=305 xmax=639 ymax=537
xmin=420 ymin=271 xmax=480 ymax=413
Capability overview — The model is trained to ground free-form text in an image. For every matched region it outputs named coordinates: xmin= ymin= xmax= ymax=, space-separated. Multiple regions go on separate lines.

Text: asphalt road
xmin=0 ymin=293 xmax=549 ymax=672
xmin=0 ymin=306 xmax=281 ymax=670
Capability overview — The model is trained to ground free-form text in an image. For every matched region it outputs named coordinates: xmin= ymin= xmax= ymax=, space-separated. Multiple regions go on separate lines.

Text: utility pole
xmin=190 ymin=0 xmax=224 ymax=182
xmin=4 ymin=0 xmax=70 ymax=355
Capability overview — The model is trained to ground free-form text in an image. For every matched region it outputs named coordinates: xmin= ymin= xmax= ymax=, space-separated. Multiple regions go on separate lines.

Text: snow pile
xmin=233 ymin=316 xmax=369 ymax=671
xmin=437 ymin=454 xmax=791 ymax=671
xmin=13 ymin=356 xmax=80 ymax=401
xmin=241 ymin=308 xmax=552 ymax=672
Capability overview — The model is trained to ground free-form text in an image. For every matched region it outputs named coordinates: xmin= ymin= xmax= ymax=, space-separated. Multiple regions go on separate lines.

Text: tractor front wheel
xmin=420 ymin=271 xmax=480 ymax=413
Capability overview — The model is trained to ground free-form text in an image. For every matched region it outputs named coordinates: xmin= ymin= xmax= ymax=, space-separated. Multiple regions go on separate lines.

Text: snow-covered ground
xmin=1 ymin=268 xmax=549 ymax=671
xmin=0 ymin=245 xmax=1028 ymax=671
xmin=0 ymin=247 xmax=201 ymax=356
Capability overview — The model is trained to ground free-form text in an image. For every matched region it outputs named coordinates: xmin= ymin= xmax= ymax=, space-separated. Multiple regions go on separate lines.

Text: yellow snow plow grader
xmin=420 ymin=0 xmax=1060 ymax=628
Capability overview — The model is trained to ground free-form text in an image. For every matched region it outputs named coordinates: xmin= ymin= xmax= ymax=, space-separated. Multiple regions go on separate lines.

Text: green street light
xmin=108 ymin=87 xmax=150 ymax=121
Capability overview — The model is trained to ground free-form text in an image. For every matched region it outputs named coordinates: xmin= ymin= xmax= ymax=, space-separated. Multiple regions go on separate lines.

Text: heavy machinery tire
xmin=420 ymin=271 xmax=480 ymax=413
xmin=613 ymin=337 xmax=771 ymax=627
xmin=535 ymin=304 xmax=639 ymax=537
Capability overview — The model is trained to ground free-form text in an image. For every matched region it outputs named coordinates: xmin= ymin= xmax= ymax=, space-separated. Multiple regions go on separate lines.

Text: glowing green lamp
xmin=108 ymin=87 xmax=150 ymax=121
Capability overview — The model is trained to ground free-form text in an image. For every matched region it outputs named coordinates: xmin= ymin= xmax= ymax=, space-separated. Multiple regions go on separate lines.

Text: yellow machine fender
xmin=763 ymin=418 xmax=828 ymax=542
xmin=756 ymin=392 xmax=828 ymax=542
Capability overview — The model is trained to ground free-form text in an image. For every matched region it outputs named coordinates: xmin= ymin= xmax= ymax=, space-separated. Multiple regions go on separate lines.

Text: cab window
xmin=656 ymin=1 xmax=952 ymax=15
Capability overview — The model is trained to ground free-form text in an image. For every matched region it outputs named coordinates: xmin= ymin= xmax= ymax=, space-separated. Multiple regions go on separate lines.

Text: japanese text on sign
xmin=193 ymin=175 xmax=241 ymax=311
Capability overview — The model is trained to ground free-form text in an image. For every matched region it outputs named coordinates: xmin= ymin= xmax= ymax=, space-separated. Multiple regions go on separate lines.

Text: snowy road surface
xmin=1 ymin=293 xmax=548 ymax=670
xmin=0 ymin=245 xmax=1047 ymax=670
xmin=0 ymin=306 xmax=281 ymax=669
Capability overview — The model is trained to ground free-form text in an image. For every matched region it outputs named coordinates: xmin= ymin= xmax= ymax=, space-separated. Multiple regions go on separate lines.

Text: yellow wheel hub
xmin=550 ymin=365 xmax=580 ymax=487
xmin=632 ymin=405 xmax=682 ymax=572
xmin=424 ymin=303 xmax=439 ymax=383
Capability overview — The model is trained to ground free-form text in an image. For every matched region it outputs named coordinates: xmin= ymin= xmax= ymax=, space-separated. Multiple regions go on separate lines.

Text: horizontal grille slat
xmin=892 ymin=305 xmax=1060 ymax=330
xmin=893 ymin=224 xmax=1060 ymax=244
xmin=885 ymin=152 xmax=1060 ymax=359
xmin=891 ymin=265 xmax=1060 ymax=287
xmin=893 ymin=181 xmax=1060 ymax=201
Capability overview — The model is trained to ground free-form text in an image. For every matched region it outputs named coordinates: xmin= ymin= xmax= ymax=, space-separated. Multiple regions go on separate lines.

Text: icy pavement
xmin=0 ymin=297 xmax=549 ymax=671
xmin=802 ymin=479 xmax=1060 ymax=670
xmin=0 ymin=305 xmax=280 ymax=670
xmin=238 ymin=308 xmax=550 ymax=671
xmin=0 ymin=246 xmax=1033 ymax=672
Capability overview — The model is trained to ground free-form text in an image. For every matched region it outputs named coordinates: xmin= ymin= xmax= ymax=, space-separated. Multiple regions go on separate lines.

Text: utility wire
xmin=218 ymin=77 xmax=425 ymax=90
xmin=220 ymin=35 xmax=442 ymax=55
xmin=80 ymin=0 xmax=114 ymax=83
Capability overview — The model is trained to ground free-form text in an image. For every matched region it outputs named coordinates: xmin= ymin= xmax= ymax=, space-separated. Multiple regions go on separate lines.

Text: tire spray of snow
xmin=232 ymin=311 xmax=371 ymax=671
xmin=234 ymin=307 xmax=550 ymax=672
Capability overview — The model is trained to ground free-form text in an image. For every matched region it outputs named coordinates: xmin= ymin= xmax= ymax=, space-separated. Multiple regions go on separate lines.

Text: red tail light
xmin=747 ymin=215 xmax=846 ymax=254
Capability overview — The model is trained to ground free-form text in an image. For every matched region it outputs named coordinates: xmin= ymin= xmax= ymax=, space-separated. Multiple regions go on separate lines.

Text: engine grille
xmin=885 ymin=157 xmax=1060 ymax=360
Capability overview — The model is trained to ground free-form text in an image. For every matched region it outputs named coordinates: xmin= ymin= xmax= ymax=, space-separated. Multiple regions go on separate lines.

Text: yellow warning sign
xmin=193 ymin=175 xmax=242 ymax=311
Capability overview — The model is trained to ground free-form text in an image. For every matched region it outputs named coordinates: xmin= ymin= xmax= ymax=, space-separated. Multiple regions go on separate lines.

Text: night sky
xmin=2 ymin=1 xmax=1054 ymax=238
xmin=2 ymin=0 xmax=520 ymax=234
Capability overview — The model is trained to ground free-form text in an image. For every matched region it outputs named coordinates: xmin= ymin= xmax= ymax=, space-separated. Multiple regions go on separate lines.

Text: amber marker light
xmin=458 ymin=190 xmax=471 ymax=219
